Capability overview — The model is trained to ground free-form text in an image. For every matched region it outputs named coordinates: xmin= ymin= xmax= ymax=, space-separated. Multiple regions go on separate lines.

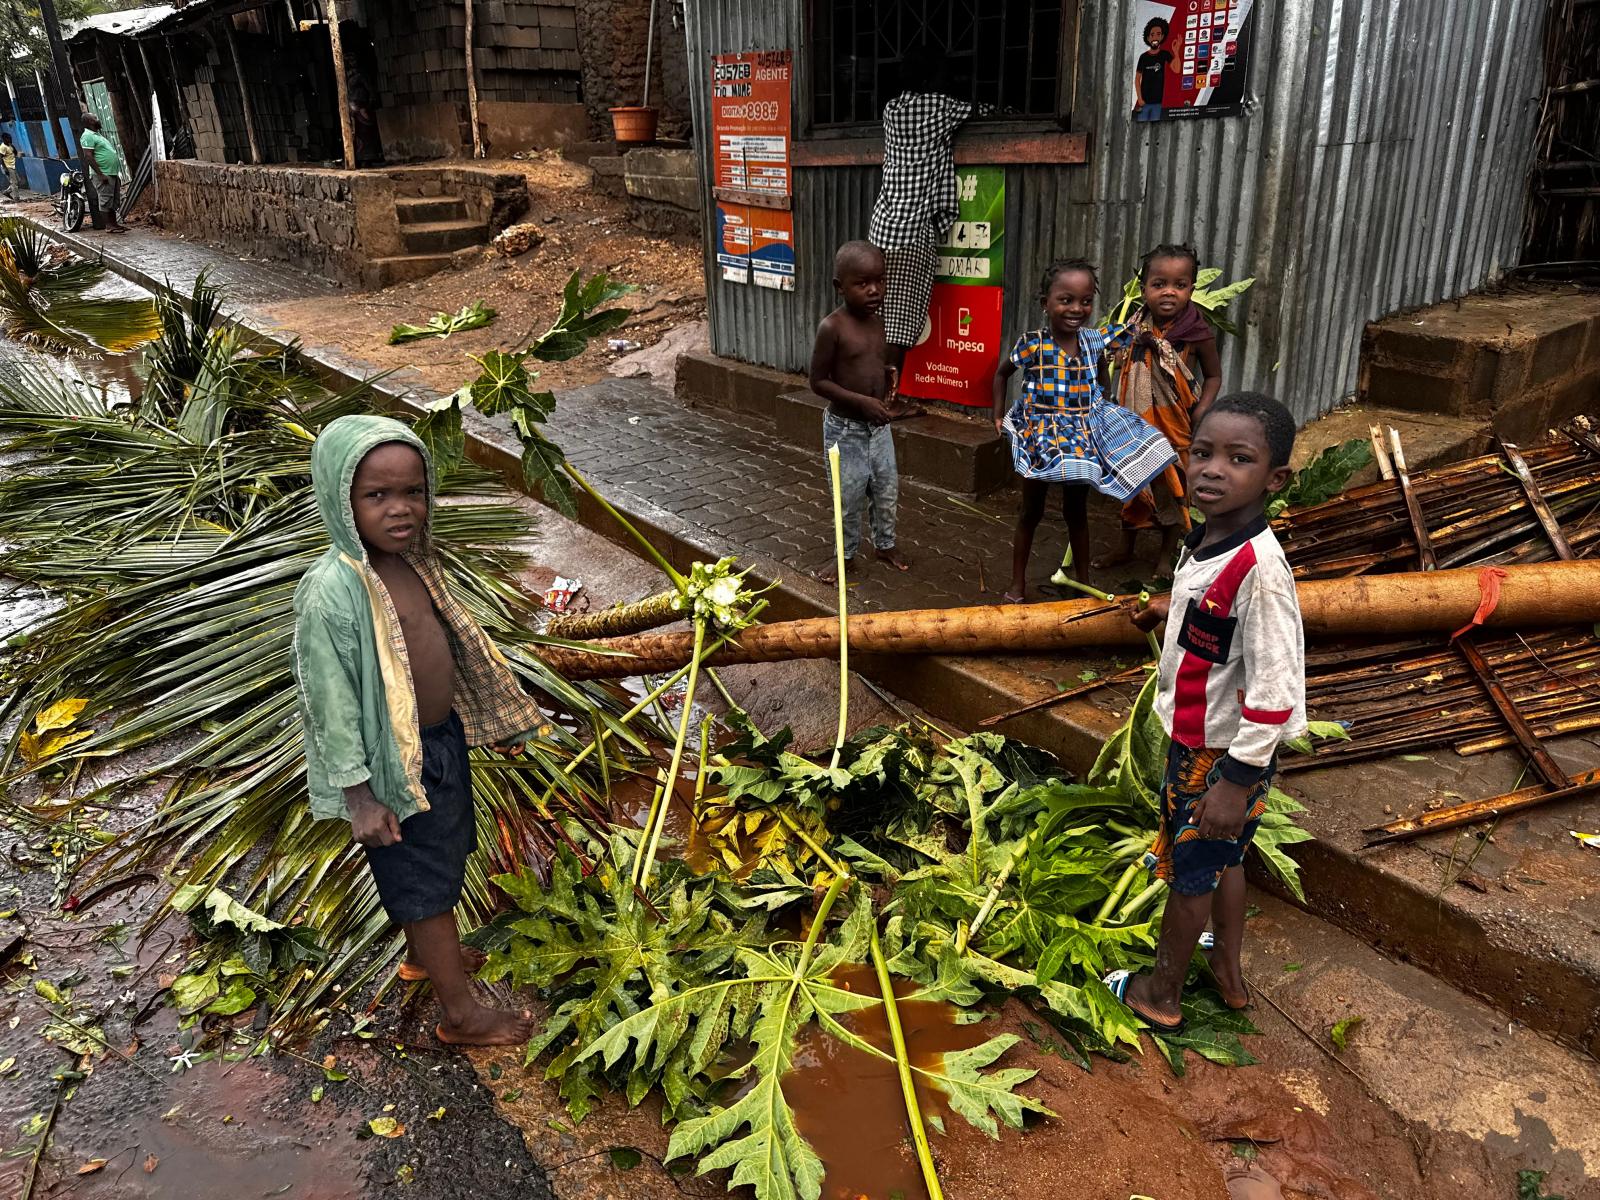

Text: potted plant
xmin=609 ymin=0 xmax=659 ymax=144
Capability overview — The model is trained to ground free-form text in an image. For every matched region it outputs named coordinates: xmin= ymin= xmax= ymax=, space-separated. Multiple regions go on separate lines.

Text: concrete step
xmin=676 ymin=349 xmax=1010 ymax=496
xmin=1359 ymin=286 xmax=1600 ymax=442
xmin=395 ymin=195 xmax=469 ymax=224
xmin=361 ymin=253 xmax=457 ymax=289
xmin=1239 ymin=891 xmax=1599 ymax=1194
xmin=776 ymin=388 xmax=1011 ymax=496
xmin=401 ymin=219 xmax=488 ymax=255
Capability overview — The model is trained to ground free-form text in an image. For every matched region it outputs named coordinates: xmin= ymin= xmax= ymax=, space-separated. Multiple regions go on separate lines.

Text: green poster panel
xmin=935 ymin=167 xmax=1004 ymax=286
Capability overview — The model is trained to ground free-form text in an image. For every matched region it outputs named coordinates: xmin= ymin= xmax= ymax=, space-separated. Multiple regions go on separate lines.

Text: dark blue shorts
xmin=1145 ymin=743 xmax=1273 ymax=896
xmin=363 ymin=711 xmax=476 ymax=925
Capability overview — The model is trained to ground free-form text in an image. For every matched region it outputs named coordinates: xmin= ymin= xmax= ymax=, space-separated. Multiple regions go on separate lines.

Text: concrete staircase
xmin=364 ymin=191 xmax=494 ymax=287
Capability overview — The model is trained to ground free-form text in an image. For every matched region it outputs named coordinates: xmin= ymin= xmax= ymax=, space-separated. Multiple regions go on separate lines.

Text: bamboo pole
xmin=464 ymin=0 xmax=483 ymax=158
xmin=534 ymin=561 xmax=1600 ymax=681
xmin=324 ymin=0 xmax=357 ymax=169
xmin=220 ymin=17 xmax=261 ymax=165
xmin=1364 ymin=769 xmax=1600 ymax=846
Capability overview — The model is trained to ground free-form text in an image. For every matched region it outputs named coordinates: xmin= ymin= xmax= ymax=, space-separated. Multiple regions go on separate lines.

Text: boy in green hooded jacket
xmin=293 ymin=414 xmax=543 ymax=1046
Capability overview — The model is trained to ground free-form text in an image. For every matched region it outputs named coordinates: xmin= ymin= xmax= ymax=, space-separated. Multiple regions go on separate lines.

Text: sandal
xmin=1102 ymin=968 xmax=1186 ymax=1034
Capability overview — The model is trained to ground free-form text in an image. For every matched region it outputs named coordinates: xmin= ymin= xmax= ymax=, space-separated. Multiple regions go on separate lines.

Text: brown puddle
xmin=784 ymin=964 xmax=994 ymax=1200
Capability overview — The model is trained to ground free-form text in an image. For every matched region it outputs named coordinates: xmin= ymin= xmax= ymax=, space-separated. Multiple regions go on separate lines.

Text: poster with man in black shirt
xmin=1128 ymin=0 xmax=1258 ymax=123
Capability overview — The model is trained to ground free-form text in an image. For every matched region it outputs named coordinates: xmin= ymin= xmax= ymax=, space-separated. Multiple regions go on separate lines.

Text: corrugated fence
xmin=684 ymin=0 xmax=1546 ymax=422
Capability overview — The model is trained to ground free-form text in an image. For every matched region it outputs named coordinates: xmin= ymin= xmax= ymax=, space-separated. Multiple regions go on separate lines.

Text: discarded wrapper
xmin=1571 ymin=831 xmax=1600 ymax=850
xmin=544 ymin=576 xmax=582 ymax=614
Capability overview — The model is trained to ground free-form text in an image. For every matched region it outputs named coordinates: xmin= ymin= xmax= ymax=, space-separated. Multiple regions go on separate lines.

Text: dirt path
xmin=261 ymin=154 xmax=707 ymax=400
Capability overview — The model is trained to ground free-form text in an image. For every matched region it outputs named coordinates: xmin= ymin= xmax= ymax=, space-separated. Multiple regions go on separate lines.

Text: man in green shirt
xmin=78 ymin=114 xmax=127 ymax=233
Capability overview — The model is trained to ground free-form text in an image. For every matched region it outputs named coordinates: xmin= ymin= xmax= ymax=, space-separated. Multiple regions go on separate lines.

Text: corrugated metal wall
xmin=684 ymin=0 xmax=1546 ymax=422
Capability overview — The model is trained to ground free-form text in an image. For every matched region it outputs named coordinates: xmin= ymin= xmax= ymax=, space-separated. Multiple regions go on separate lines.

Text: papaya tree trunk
xmin=545 ymin=589 xmax=680 ymax=641
xmin=533 ymin=561 xmax=1600 ymax=681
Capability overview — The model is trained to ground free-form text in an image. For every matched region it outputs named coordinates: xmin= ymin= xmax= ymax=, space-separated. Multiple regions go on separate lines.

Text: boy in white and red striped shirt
xmin=1108 ymin=392 xmax=1306 ymax=1033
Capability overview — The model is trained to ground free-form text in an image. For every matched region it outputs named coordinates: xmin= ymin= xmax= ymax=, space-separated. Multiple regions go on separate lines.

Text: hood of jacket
xmin=310 ymin=414 xmax=433 ymax=561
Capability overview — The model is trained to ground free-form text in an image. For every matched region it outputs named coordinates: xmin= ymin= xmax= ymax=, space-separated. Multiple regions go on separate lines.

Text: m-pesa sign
xmin=901 ymin=168 xmax=1006 ymax=407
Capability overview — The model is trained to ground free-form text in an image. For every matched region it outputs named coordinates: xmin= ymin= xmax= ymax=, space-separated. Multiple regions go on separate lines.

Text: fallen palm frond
xmin=0 ymin=271 xmax=662 ymax=1034
xmin=388 ymin=299 xmax=497 ymax=345
xmin=0 ymin=217 xmax=161 ymax=355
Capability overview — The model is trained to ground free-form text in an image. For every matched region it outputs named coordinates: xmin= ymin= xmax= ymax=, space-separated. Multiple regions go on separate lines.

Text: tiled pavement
xmin=551 ymin=378 xmax=1122 ymax=613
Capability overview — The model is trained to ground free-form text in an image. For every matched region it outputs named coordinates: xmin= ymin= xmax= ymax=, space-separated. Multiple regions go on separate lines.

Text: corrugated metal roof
xmin=68 ymin=5 xmax=177 ymax=39
xmin=684 ymin=0 xmax=1546 ymax=423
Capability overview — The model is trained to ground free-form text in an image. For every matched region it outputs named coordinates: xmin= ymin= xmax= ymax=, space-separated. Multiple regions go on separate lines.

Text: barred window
xmin=810 ymin=0 xmax=1073 ymax=128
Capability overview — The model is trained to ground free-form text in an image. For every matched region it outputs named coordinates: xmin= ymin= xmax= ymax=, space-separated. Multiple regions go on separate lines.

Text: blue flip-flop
xmin=1103 ymin=969 xmax=1186 ymax=1034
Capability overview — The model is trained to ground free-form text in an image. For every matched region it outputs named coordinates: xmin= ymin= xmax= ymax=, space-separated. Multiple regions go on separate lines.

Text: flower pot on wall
xmin=609 ymin=106 xmax=659 ymax=145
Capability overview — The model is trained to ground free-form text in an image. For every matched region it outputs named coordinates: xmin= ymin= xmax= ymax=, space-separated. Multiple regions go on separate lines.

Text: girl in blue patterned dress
xmin=991 ymin=258 xmax=1177 ymax=602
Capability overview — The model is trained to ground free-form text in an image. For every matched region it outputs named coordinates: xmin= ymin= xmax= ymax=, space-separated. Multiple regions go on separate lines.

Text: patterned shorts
xmin=1144 ymin=743 xmax=1273 ymax=896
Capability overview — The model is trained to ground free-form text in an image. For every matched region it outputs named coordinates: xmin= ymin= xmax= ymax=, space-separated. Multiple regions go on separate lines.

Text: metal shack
xmin=680 ymin=1 xmax=1547 ymax=422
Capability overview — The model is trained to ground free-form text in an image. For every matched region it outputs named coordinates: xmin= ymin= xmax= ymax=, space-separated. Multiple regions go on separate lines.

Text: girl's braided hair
xmin=1037 ymin=257 xmax=1098 ymax=303
xmin=1139 ymin=242 xmax=1200 ymax=281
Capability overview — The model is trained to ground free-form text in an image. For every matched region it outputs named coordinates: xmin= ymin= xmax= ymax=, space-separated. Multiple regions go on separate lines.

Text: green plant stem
xmin=776 ymin=809 xmax=846 ymax=878
xmin=633 ymin=618 xmax=706 ymax=889
xmin=826 ymin=443 xmax=849 ymax=770
xmin=692 ymin=712 xmax=712 ymax=810
xmin=538 ymin=609 xmax=764 ymax=812
xmin=1117 ymin=878 xmax=1167 ymax=924
xmin=959 ymin=828 xmax=1034 ymax=953
xmin=1137 ymin=590 xmax=1161 ymax=659
xmin=1057 ymin=576 xmax=1118 ymax=603
xmin=869 ymin=924 xmax=946 ymax=1200
xmin=795 ymin=872 xmax=850 ymax=980
xmin=1095 ymin=858 xmax=1145 ymax=924
xmin=563 ymin=462 xmax=685 ymax=589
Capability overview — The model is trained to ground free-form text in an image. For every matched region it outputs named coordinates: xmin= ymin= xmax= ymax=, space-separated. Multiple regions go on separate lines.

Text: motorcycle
xmin=52 ymin=169 xmax=86 ymax=233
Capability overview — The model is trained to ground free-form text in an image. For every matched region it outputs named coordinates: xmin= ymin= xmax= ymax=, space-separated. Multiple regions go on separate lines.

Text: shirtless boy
xmin=810 ymin=240 xmax=910 ymax=581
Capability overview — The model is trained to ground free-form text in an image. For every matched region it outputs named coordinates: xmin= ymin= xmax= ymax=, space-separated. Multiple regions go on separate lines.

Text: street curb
xmin=27 ymin=218 xmax=1600 ymax=1057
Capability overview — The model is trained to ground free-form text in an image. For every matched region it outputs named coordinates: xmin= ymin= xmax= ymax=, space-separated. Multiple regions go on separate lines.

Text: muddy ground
xmin=260 ymin=154 xmax=708 ymax=400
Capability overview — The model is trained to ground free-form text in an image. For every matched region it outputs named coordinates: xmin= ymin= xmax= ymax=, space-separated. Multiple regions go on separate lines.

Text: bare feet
xmin=875 ymin=546 xmax=911 ymax=572
xmin=399 ymin=945 xmax=487 ymax=983
xmin=1122 ymin=972 xmax=1185 ymax=1031
xmin=436 ymin=1003 xmax=536 ymax=1046
xmin=1090 ymin=548 xmax=1139 ymax=570
xmin=818 ymin=557 xmax=855 ymax=585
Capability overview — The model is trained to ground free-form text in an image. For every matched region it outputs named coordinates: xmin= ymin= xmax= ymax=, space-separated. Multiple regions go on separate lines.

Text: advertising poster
xmin=1129 ymin=0 xmax=1257 ymax=123
xmin=900 ymin=167 xmax=1005 ymax=407
xmin=709 ymin=50 xmax=795 ymax=287
xmin=710 ymin=50 xmax=792 ymax=195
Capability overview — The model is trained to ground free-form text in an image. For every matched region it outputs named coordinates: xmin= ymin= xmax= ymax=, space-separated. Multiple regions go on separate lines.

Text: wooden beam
xmin=324 ymin=0 xmax=357 ymax=169
xmin=464 ymin=0 xmax=482 ymax=157
xmin=792 ymin=130 xmax=1089 ymax=169
xmin=1363 ymin=769 xmax=1600 ymax=847
xmin=220 ymin=17 xmax=261 ymax=164
xmin=1499 ymin=439 xmax=1576 ymax=561
xmin=1452 ymin=636 xmax=1572 ymax=791
xmin=1388 ymin=427 xmax=1437 ymax=570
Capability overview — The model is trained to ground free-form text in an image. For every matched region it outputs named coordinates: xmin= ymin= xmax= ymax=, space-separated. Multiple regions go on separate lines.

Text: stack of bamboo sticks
xmin=1285 ymin=630 xmax=1600 ymax=773
xmin=1276 ymin=432 xmax=1600 ymax=579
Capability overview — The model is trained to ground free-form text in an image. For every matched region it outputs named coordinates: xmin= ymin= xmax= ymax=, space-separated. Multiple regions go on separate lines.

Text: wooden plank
xmin=1500 ymin=439 xmax=1577 ymax=560
xmin=1387 ymin=428 xmax=1437 ymax=570
xmin=1363 ymin=769 xmax=1600 ymax=847
xmin=1453 ymin=636 xmax=1573 ymax=790
xmin=219 ymin=17 xmax=261 ymax=165
xmin=792 ymin=130 xmax=1089 ymax=169
xmin=324 ymin=0 xmax=357 ymax=170
xmin=711 ymin=187 xmax=791 ymax=211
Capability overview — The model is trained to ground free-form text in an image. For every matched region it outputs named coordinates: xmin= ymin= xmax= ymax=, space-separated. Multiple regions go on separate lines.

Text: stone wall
xmin=575 ymin=0 xmax=690 ymax=139
xmin=154 ymin=160 xmax=405 ymax=284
